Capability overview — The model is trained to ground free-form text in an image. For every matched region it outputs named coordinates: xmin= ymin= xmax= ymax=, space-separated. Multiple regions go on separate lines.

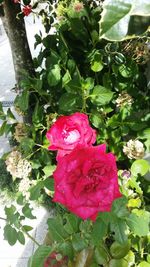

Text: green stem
xmin=35 ymin=143 xmax=47 ymax=149
xmin=23 ymin=230 xmax=40 ymax=247
xmin=25 ymin=147 xmax=41 ymax=159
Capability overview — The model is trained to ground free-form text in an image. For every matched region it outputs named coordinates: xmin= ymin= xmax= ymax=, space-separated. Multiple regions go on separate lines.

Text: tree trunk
xmin=1 ymin=0 xmax=35 ymax=87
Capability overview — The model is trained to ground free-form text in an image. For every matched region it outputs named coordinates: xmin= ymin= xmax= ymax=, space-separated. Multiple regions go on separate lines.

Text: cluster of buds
xmin=19 ymin=177 xmax=35 ymax=199
xmin=123 ymin=139 xmax=145 ymax=159
xmin=116 ymin=91 xmax=133 ymax=108
xmin=14 ymin=123 xmax=28 ymax=143
xmin=5 ymin=150 xmax=32 ymax=179
xmin=73 ymin=2 xmax=84 ymax=12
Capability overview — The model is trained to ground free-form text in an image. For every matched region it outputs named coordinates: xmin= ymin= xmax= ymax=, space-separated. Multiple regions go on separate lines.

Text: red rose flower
xmin=46 ymin=112 xmax=96 ymax=160
xmin=44 ymin=252 xmax=68 ymax=267
xmin=23 ymin=5 xmax=32 ymax=16
xmin=53 ymin=144 xmax=121 ymax=220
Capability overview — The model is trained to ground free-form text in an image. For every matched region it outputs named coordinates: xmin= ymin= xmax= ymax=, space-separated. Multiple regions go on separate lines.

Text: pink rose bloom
xmin=53 ymin=144 xmax=122 ymax=220
xmin=46 ymin=112 xmax=96 ymax=160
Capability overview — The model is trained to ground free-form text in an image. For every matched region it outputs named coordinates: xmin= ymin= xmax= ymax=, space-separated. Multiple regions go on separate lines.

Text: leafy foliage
xmin=0 ymin=1 xmax=150 ymax=267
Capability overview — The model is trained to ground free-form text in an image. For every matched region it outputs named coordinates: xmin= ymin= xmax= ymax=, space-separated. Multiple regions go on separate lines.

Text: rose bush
xmin=0 ymin=1 xmax=150 ymax=267
xmin=53 ymin=143 xmax=121 ymax=220
xmin=46 ymin=112 xmax=96 ymax=160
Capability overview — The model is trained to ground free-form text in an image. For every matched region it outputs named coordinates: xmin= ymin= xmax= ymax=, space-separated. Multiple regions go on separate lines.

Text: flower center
xmin=85 ymin=169 xmax=101 ymax=192
xmin=62 ymin=129 xmax=80 ymax=144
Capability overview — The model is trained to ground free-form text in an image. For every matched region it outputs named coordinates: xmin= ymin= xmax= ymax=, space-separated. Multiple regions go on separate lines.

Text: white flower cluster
xmin=116 ymin=91 xmax=133 ymax=108
xmin=5 ymin=151 xmax=32 ymax=179
xmin=19 ymin=178 xmax=35 ymax=199
xmin=123 ymin=140 xmax=145 ymax=159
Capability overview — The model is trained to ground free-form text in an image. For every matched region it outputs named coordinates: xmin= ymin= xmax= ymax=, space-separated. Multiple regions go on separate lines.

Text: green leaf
xmin=44 ymin=178 xmax=54 ymax=191
xmin=131 ymin=0 xmax=150 ymax=16
xmin=31 ymin=159 xmax=41 ymax=169
xmin=7 ymin=108 xmax=16 ymax=120
xmin=128 ymin=177 xmax=143 ymax=195
xmin=47 ymin=218 xmax=69 ymax=242
xmin=82 ymin=78 xmax=94 ymax=91
xmin=91 ymin=61 xmax=103 ymax=72
xmin=110 ymin=241 xmax=131 ymax=259
xmin=20 ymin=137 xmax=35 ymax=155
xmin=22 ymin=204 xmax=36 ymax=219
xmin=62 ymin=70 xmax=71 ymax=87
xmin=92 ymin=218 xmax=108 ymax=245
xmin=0 ymin=121 xmax=7 ymax=136
xmin=29 ymin=181 xmax=44 ymax=201
xmin=59 ymin=93 xmax=82 ymax=112
xmin=124 ymin=250 xmax=135 ymax=266
xmin=147 ymin=255 xmax=150 ymax=263
xmin=99 ymin=0 xmax=132 ymax=40
xmin=59 ymin=241 xmax=74 ymax=260
xmin=112 ymin=197 xmax=129 ymax=218
xmin=32 ymin=102 xmax=44 ymax=126
xmin=5 ymin=205 xmax=16 ymax=219
xmin=72 ymin=233 xmax=87 ymax=252
xmin=127 ymin=209 xmax=150 ymax=237
xmin=4 ymin=205 xmax=19 ymax=224
xmin=18 ymin=231 xmax=25 ymax=245
xmin=65 ymin=71 xmax=81 ymax=93
xmin=119 ymin=63 xmax=137 ymax=78
xmin=110 ymin=217 xmax=128 ymax=244
xmin=4 ymin=225 xmax=18 ymax=246
xmin=138 ymin=262 xmax=150 ymax=267
xmin=47 ymin=64 xmax=61 ymax=86
xmin=28 ymin=245 xmax=52 ymax=267
xmin=108 ymin=258 xmax=128 ymax=267
xmin=15 ymin=88 xmax=30 ymax=112
xmin=22 ymin=225 xmax=33 ymax=232
xmin=127 ymin=198 xmax=141 ymax=208
xmin=90 ymin=85 xmax=114 ymax=106
xmin=94 ymin=246 xmax=109 ymax=265
xmin=139 ymin=128 xmax=150 ymax=139
xmin=90 ymin=112 xmax=104 ymax=129
xmin=43 ymin=165 xmax=56 ymax=178
xmin=99 ymin=0 xmax=150 ymax=41
xmin=64 ymin=214 xmax=81 ymax=234
xmin=16 ymin=193 xmax=24 ymax=205
xmin=107 ymin=114 xmax=120 ymax=129
xmin=103 ymin=15 xmax=130 ymax=41
xmin=131 ymin=159 xmax=149 ymax=176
